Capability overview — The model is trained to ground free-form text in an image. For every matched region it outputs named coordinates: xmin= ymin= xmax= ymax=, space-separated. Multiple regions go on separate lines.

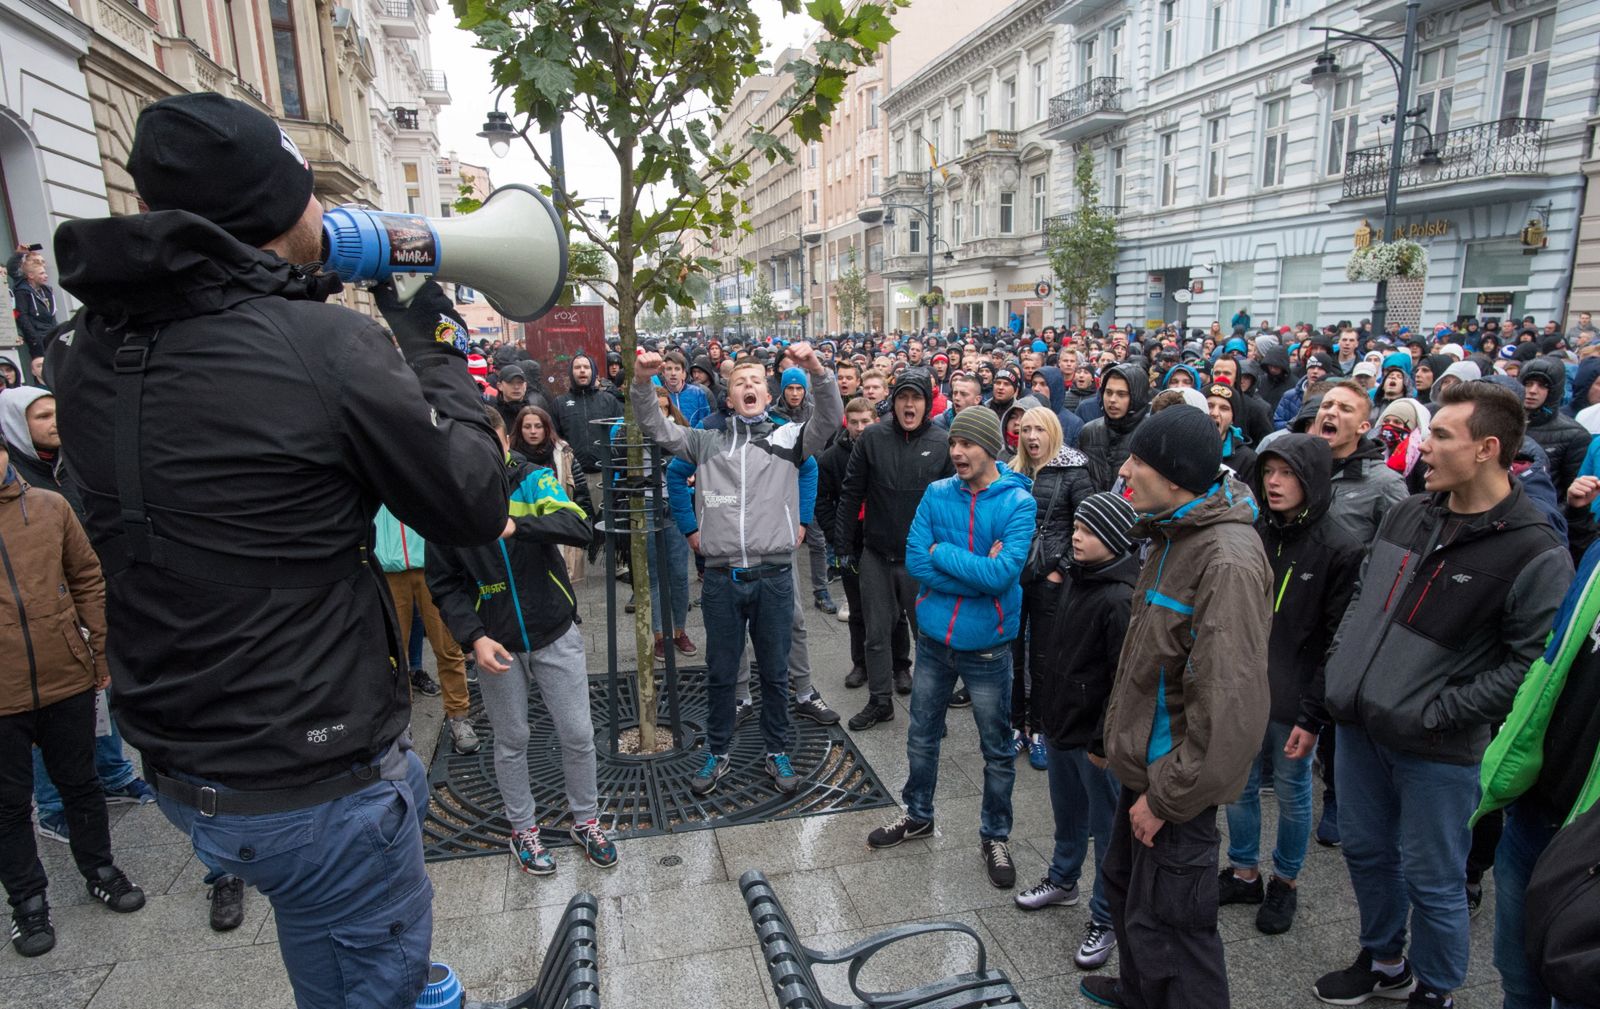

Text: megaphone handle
xmin=392 ymin=272 xmax=427 ymax=307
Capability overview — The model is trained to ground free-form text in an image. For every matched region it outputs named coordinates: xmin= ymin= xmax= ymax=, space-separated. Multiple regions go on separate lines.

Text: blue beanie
xmin=1381 ymin=351 xmax=1412 ymax=376
xmin=1031 ymin=339 xmax=1048 ymax=353
xmin=1224 ymin=337 xmax=1248 ymax=355
xmin=781 ymin=366 xmax=809 ymax=390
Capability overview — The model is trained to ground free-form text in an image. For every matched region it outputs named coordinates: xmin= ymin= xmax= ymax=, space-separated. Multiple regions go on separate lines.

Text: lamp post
xmin=779 ymin=231 xmax=822 ymax=340
xmin=1303 ymin=0 xmax=1438 ymax=335
xmin=716 ymin=266 xmax=745 ymax=340
xmin=860 ymin=163 xmax=939 ymax=331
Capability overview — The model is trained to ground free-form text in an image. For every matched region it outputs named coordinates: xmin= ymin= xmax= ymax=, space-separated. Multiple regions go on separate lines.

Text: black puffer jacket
xmin=816 ymin=428 xmax=860 ymax=554
xmin=1521 ymin=357 xmax=1590 ymax=495
xmin=554 ymin=353 xmax=622 ymax=473
xmin=1254 ymin=435 xmax=1364 ymax=731
xmin=1037 ymin=551 xmax=1138 ymax=751
xmin=836 ymin=371 xmax=953 ymax=563
xmin=48 ymin=211 xmax=507 ymax=789
xmin=1026 ymin=446 xmax=1096 ymax=580
xmin=1077 ymin=363 xmax=1150 ymax=491
xmin=1257 ymin=343 xmax=1296 ymax=411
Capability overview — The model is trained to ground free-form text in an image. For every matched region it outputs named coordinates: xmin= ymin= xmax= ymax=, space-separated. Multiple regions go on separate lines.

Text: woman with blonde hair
xmin=1010 ymin=406 xmax=1096 ymax=769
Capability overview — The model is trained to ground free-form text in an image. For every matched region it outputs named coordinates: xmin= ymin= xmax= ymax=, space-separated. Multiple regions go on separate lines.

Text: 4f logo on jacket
xmin=1452 ymin=573 xmax=1473 ymax=584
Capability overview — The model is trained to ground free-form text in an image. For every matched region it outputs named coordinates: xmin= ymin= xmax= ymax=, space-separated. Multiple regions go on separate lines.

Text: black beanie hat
xmin=1127 ymin=405 xmax=1222 ymax=495
xmin=128 ymin=92 xmax=316 ymax=247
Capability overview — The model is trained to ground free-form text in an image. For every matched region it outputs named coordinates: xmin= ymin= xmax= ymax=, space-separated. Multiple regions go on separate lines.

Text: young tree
xmin=748 ymin=271 xmax=777 ymax=336
xmin=835 ymin=246 xmax=869 ymax=333
xmin=454 ymin=0 xmax=900 ymax=747
xmin=1046 ymin=142 xmax=1119 ymax=327
xmin=706 ymin=296 xmax=730 ymax=340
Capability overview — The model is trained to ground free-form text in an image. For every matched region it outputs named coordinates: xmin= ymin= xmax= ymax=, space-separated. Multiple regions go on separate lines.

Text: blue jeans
xmin=903 ymin=634 xmax=1014 ymax=841
xmin=1493 ymin=799 xmax=1563 ymax=1009
xmin=701 ymin=566 xmax=793 ymax=755
xmin=647 ymin=525 xmax=691 ymax=635
xmin=1043 ymin=741 xmax=1119 ymax=924
xmin=33 ymin=690 xmax=138 ymax=819
xmin=1335 ymin=724 xmax=1478 ymax=992
xmin=157 ymin=751 xmax=433 ymax=1009
xmin=1225 ymin=719 xmax=1314 ymax=880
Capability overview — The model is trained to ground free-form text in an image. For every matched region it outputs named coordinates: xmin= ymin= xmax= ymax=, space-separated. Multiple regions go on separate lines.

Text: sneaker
xmin=949 ymin=686 xmax=971 ymax=708
xmin=1256 ymin=876 xmax=1298 ymax=934
xmin=1080 ymin=975 xmax=1128 ymax=1008
xmin=1011 ymin=730 xmax=1028 ymax=760
xmin=652 ymin=636 xmax=666 ymax=662
xmin=734 ymin=699 xmax=755 ymax=725
xmin=1217 ymin=868 xmax=1264 ymax=905
xmin=672 ymin=631 xmax=697 ymax=655
xmin=35 ymin=810 xmax=70 ymax=844
xmin=1313 ymin=951 xmax=1415 ymax=1004
xmin=1015 ymin=877 xmax=1078 ymax=910
xmin=569 ymin=819 xmax=618 ymax=869
xmin=814 ymin=591 xmax=838 ymax=615
xmin=85 ymin=866 xmax=145 ymax=913
xmin=867 ymin=812 xmax=933 ymax=849
xmin=9 ymin=895 xmax=54 ymax=957
xmin=1465 ymin=882 xmax=1483 ymax=919
xmin=981 ymin=839 xmax=1015 ymax=889
xmin=409 ymin=668 xmax=441 ymax=697
xmin=847 ymin=700 xmax=895 ymax=730
xmin=1407 ymin=985 xmax=1454 ymax=1009
xmin=1075 ymin=919 xmax=1117 ymax=970
xmin=448 ymin=717 xmax=481 ymax=755
xmin=102 ymin=778 xmax=157 ymax=805
xmin=1027 ymin=734 xmax=1048 ymax=770
xmin=509 ymin=827 xmax=556 ymax=876
xmin=464 ymin=660 xmax=479 ymax=684
xmin=844 ymin=665 xmax=867 ymax=689
xmin=625 ymin=597 xmax=636 ymax=614
xmin=794 ymin=692 xmax=840 ymax=725
xmin=894 ymin=669 xmax=912 ymax=695
xmin=208 ymin=874 xmax=245 ymax=932
xmin=835 ymin=601 xmax=850 ymax=622
xmin=690 ymin=752 xmax=731 ymax=796
xmin=1316 ymin=800 xmax=1341 ymax=847
xmin=766 ymin=753 xmax=800 ymax=793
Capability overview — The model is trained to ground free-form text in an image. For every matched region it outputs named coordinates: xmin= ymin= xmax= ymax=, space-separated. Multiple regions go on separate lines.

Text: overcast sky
xmin=426 ymin=1 xmax=816 ymax=220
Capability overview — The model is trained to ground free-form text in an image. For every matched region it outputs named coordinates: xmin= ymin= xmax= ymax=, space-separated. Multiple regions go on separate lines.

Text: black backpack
xmin=1525 ymin=803 xmax=1600 ymax=1001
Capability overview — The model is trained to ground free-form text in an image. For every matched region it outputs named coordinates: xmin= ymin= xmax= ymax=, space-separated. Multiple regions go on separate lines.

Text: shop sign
xmin=950 ymin=287 xmax=988 ymax=298
xmin=1476 ymin=291 xmax=1514 ymax=310
xmin=1354 ymin=218 xmax=1451 ymax=249
xmin=1034 ymin=281 xmax=1052 ymax=298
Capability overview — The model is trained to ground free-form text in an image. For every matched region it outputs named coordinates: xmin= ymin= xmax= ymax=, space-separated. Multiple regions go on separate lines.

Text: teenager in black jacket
xmin=1220 ymin=434 xmax=1363 ymax=935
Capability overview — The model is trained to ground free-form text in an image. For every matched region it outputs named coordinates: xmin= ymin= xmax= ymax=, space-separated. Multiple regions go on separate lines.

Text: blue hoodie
xmin=1033 ymin=365 xmax=1085 ymax=447
xmin=905 ymin=463 xmax=1037 ymax=651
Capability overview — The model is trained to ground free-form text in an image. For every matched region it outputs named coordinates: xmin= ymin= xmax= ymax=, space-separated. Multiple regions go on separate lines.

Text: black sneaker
xmin=894 ymin=669 xmax=912 ymax=695
xmin=9 ymin=895 xmax=54 ymax=957
xmin=845 ymin=665 xmax=867 ymax=689
xmin=813 ymin=591 xmax=838 ymax=615
xmin=1256 ymin=876 xmax=1298 ymax=934
xmin=1218 ymin=868 xmax=1264 ymax=905
xmin=209 ymin=874 xmax=245 ymax=932
xmin=847 ymin=699 xmax=894 ymax=730
xmin=1465 ymin=882 xmax=1483 ymax=919
xmin=1080 ymin=975 xmax=1128 ymax=1007
xmin=981 ymin=839 xmax=1015 ymax=889
xmin=1313 ymin=951 xmax=1415 ymax=1005
xmin=794 ymin=692 xmax=840 ymax=725
xmin=867 ymin=812 xmax=933 ymax=849
xmin=409 ymin=668 xmax=441 ymax=697
xmin=1406 ymin=985 xmax=1453 ymax=1009
xmin=1316 ymin=801 xmax=1341 ymax=847
xmin=949 ymin=686 xmax=971 ymax=707
xmin=85 ymin=866 xmax=145 ymax=913
xmin=735 ymin=698 xmax=756 ymax=725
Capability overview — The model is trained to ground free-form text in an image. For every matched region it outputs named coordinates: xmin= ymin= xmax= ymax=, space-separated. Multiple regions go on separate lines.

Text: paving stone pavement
xmin=2 ymin=559 xmax=1506 ymax=1009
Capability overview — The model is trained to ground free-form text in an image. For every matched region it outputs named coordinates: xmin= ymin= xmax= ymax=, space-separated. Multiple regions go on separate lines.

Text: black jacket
xmin=554 ymin=353 xmax=622 ymax=473
xmin=1257 ymin=344 xmax=1296 ymax=411
xmin=495 ymin=387 xmax=555 ymax=433
xmin=1254 ymin=435 xmax=1364 ymax=731
xmin=816 ymin=428 xmax=860 ymax=554
xmin=1522 ymin=359 xmax=1589 ymax=495
xmin=1027 ymin=447 xmax=1096 ymax=580
xmin=47 ymin=211 xmax=507 ymax=789
xmin=836 ymin=376 xmax=953 ymax=563
xmin=1077 ymin=364 xmax=1150 ymax=491
xmin=6 ymin=252 xmax=58 ymax=356
xmin=1037 ymin=552 xmax=1137 ymax=751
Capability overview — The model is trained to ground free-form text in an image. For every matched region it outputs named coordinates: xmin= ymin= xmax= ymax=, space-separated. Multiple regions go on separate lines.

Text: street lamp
xmin=1303 ymin=0 xmax=1426 ymax=335
xmin=476 ymin=110 xmax=516 ymax=159
xmin=778 ymin=231 xmax=821 ymax=340
xmin=715 ymin=266 xmax=745 ymax=340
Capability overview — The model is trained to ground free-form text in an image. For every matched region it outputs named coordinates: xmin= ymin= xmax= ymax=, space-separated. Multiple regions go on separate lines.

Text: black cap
xmin=499 ymin=365 xmax=526 ymax=381
xmin=128 ymin=92 xmax=315 ymax=247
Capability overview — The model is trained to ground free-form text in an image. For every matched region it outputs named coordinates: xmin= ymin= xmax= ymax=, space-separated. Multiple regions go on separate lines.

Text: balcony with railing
xmin=881 ymin=170 xmax=929 ymax=197
xmin=1047 ymin=0 xmax=1132 ymax=27
xmin=882 ymin=254 xmax=925 ymax=278
xmin=1341 ymin=117 xmax=1549 ymax=207
xmin=420 ymin=69 xmax=450 ymax=104
xmin=963 ymin=130 xmax=1018 ymax=156
xmin=1040 ymin=207 xmax=1124 ymax=251
xmin=392 ymin=107 xmax=420 ymax=130
xmin=1044 ymin=77 xmax=1126 ymax=143
xmin=377 ymin=0 xmax=419 ymax=37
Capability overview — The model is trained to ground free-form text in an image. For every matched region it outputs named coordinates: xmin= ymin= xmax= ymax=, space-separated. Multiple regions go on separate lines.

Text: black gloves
xmin=373 ymin=278 xmax=471 ymax=363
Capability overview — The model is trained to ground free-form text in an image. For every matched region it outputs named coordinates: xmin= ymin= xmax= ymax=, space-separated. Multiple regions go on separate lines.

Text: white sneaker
xmin=1075 ymin=920 xmax=1117 ymax=969
xmin=1015 ymin=876 xmax=1079 ymax=910
xmin=836 ymin=601 xmax=850 ymax=622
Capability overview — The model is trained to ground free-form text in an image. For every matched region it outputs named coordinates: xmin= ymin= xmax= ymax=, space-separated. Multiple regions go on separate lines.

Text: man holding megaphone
xmin=44 ymin=93 xmax=509 ymax=1009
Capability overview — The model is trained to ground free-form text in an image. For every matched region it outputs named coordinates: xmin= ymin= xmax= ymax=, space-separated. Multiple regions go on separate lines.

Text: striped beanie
xmin=1074 ymin=491 xmax=1138 ymax=558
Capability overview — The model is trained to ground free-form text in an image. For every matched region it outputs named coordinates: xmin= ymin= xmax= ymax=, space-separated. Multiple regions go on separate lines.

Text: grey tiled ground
xmin=2 ymin=561 xmax=1506 ymax=1009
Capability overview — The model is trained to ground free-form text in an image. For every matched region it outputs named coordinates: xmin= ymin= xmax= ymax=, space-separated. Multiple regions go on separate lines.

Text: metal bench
xmin=739 ymin=870 xmax=1028 ymax=1009
xmin=474 ymin=891 xmax=601 ymax=1008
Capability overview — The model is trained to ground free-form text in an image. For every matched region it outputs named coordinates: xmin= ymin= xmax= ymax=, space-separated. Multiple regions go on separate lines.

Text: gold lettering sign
xmin=1006 ymin=283 xmax=1033 ymax=293
xmin=1353 ymin=219 xmax=1373 ymax=251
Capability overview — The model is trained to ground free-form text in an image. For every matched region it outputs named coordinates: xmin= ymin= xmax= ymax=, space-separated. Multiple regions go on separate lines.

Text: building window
xmin=999 ymin=192 xmax=1015 ymax=234
xmin=1218 ymin=262 xmax=1253 ymax=326
xmin=971 ymin=198 xmax=982 ymax=239
xmin=949 ymin=107 xmax=962 ymax=153
xmin=1417 ymin=44 xmax=1456 ymax=136
xmin=1205 ymin=117 xmax=1227 ymax=199
xmin=1458 ymin=240 xmax=1533 ymax=321
xmin=268 ymin=0 xmax=305 ymax=118
xmin=1160 ymin=1 xmax=1178 ymax=72
xmin=1109 ymin=146 xmax=1125 ymax=205
xmin=808 ymin=143 xmax=817 ymax=168
xmin=1107 ymin=22 xmax=1124 ymax=78
xmin=1501 ymin=12 xmax=1552 ymax=121
xmin=403 ymin=162 xmax=421 ymax=213
xmin=909 ymin=218 xmax=921 ymax=254
xmin=1326 ymin=76 xmax=1359 ymax=176
xmin=1003 ymin=78 xmax=1017 ymax=130
xmin=1209 ymin=0 xmax=1227 ymax=50
xmin=1158 ymin=130 xmax=1179 ymax=207
xmin=1261 ymin=97 xmax=1289 ymax=187
xmin=929 ymin=116 xmax=942 ymax=159
xmin=1277 ymin=256 xmax=1320 ymax=326
xmin=1032 ymin=59 xmax=1048 ymax=121
xmin=893 ymin=136 xmax=904 ymax=172
xmin=1031 ymin=173 xmax=1047 ymax=230
xmin=951 ymin=199 xmax=963 ymax=244
xmin=809 ymin=191 xmax=818 ymax=223
xmin=1079 ymin=37 xmax=1098 ymax=84
xmin=867 ymin=87 xmax=879 ymax=128
xmin=869 ymin=156 xmax=880 ymax=195
xmin=976 ymin=92 xmax=988 ymax=133
xmin=867 ymin=242 xmax=884 ymax=272
xmin=1266 ymin=0 xmax=1286 ymax=29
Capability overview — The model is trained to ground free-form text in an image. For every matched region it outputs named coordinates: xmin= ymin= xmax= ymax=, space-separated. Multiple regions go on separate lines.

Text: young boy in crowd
xmin=1017 ymin=491 xmax=1139 ymax=973
xmin=426 ymin=407 xmax=617 ymax=875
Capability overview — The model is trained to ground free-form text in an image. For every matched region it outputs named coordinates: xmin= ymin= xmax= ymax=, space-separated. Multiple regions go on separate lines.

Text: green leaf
xmin=518 ymin=53 xmax=576 ymax=105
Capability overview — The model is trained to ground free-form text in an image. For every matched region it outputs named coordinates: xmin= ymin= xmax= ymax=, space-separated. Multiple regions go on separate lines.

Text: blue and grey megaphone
xmin=321 ymin=183 xmax=568 ymax=323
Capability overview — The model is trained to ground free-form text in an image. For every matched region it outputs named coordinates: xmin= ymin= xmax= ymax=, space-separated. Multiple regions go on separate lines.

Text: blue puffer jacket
xmin=906 ymin=463 xmax=1037 ymax=651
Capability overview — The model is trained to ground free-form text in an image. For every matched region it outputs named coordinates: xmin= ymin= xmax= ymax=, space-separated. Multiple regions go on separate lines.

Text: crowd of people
xmin=3 ymin=91 xmax=1597 ymax=1009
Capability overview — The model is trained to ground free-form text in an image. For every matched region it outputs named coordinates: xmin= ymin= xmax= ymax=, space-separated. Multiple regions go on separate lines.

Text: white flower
xmin=1346 ymin=240 xmax=1429 ymax=282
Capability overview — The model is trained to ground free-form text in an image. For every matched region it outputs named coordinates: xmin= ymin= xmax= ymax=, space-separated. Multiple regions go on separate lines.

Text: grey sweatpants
xmin=735 ymin=566 xmax=814 ymax=701
xmin=477 ymin=625 xmax=598 ymax=831
xmin=859 ymin=549 xmax=920 ymax=702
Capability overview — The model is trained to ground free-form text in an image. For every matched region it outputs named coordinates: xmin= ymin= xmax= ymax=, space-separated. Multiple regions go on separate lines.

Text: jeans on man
xmin=859 ymin=549 xmax=920 ymax=703
xmin=805 ymin=521 xmax=828 ymax=595
xmin=646 ymin=524 xmax=690 ymax=636
xmin=702 ymin=565 xmax=793 ymax=756
xmin=1102 ymin=786 xmax=1229 ymax=1009
xmin=32 ymin=688 xmax=138 ymax=819
xmin=156 ymin=749 xmax=433 ymax=1009
xmin=902 ymin=634 xmax=1013 ymax=841
xmin=1492 ymin=799 xmax=1563 ymax=1009
xmin=1335 ymin=723 xmax=1478 ymax=992
xmin=1 ymin=689 xmax=113 ymax=907
xmin=1225 ymin=719 xmax=1315 ymax=880
xmin=1043 ymin=740 xmax=1119 ymax=924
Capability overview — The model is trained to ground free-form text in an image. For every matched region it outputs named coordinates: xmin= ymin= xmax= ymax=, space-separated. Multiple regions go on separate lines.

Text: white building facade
xmin=1046 ymin=0 xmax=1594 ymax=332
xmin=359 ymin=0 xmax=451 ymax=216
